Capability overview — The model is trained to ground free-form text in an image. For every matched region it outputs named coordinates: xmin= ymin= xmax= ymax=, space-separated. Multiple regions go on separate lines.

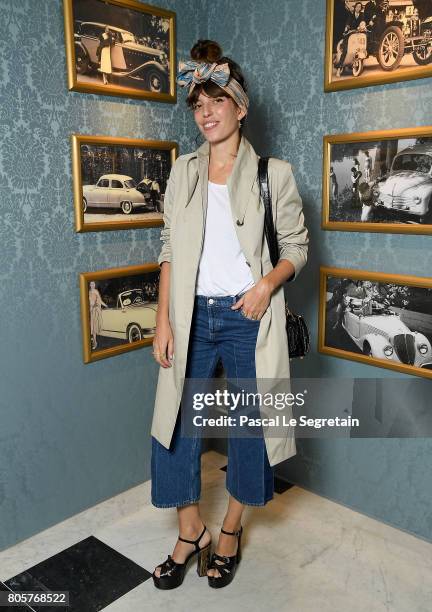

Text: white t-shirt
xmin=195 ymin=181 xmax=255 ymax=296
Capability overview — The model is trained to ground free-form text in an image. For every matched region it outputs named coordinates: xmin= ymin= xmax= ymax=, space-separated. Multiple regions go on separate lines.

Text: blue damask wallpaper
xmin=1 ymin=0 xmax=431 ymax=550
xmin=0 ymin=0 xmax=203 ymax=551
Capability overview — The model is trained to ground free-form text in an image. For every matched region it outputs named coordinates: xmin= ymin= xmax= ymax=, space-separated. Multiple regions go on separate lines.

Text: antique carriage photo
xmin=63 ymin=0 xmax=176 ymax=101
xmin=325 ymin=0 xmax=432 ymax=91
xmin=80 ymin=263 xmax=160 ymax=363
xmin=322 ymin=126 xmax=432 ymax=234
xmin=319 ymin=267 xmax=432 ymax=378
xmin=72 ymin=134 xmax=177 ymax=232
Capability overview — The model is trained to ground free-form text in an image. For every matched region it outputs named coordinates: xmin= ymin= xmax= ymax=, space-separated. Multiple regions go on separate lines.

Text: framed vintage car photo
xmin=63 ymin=0 xmax=176 ymax=101
xmin=322 ymin=126 xmax=432 ymax=234
xmin=319 ymin=266 xmax=432 ymax=379
xmin=325 ymin=0 xmax=432 ymax=92
xmin=72 ymin=134 xmax=177 ymax=232
xmin=80 ymin=263 xmax=160 ymax=363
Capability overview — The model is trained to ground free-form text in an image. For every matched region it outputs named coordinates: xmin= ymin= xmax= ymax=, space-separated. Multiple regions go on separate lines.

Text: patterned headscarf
xmin=176 ymin=60 xmax=249 ymax=115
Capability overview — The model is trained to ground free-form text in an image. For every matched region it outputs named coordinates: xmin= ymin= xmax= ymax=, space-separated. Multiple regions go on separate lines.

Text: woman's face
xmin=90 ymin=281 xmax=96 ymax=290
xmin=354 ymin=2 xmax=362 ymax=12
xmin=192 ymin=90 xmax=246 ymax=145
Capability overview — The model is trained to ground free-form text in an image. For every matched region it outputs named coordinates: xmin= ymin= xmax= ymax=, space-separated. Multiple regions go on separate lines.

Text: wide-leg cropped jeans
xmin=151 ymin=292 xmax=274 ymax=508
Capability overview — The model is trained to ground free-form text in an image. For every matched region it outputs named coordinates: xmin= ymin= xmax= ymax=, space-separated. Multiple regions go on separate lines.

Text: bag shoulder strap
xmin=258 ymin=156 xmax=279 ymax=269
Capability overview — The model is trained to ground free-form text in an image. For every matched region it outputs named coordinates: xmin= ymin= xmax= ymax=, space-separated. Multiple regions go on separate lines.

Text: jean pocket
xmin=238 ymin=308 xmax=260 ymax=323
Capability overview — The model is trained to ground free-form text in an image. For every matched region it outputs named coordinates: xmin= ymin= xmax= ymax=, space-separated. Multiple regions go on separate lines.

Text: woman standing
xmin=88 ymin=281 xmax=108 ymax=350
xmin=351 ymin=165 xmax=363 ymax=207
xmin=364 ymin=150 xmax=372 ymax=183
xmin=97 ymin=27 xmax=113 ymax=85
xmin=330 ymin=166 xmax=339 ymax=202
xmin=150 ymin=40 xmax=309 ymax=590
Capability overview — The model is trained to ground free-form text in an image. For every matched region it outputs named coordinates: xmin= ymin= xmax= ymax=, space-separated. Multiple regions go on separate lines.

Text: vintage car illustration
xmin=74 ymin=21 xmax=169 ymax=92
xmin=373 ymin=9 xmax=432 ymax=71
xmin=99 ymin=289 xmax=158 ymax=343
xmin=334 ymin=4 xmax=432 ymax=77
xmin=372 ymin=144 xmax=432 ymax=222
xmin=82 ymin=174 xmax=154 ymax=214
xmin=341 ymin=295 xmax=432 ymax=368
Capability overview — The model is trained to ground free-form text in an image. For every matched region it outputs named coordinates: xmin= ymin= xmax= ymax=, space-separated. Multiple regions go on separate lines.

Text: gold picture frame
xmin=72 ymin=134 xmax=178 ymax=232
xmin=63 ymin=0 xmax=176 ymax=102
xmin=324 ymin=0 xmax=432 ymax=92
xmin=80 ymin=262 xmax=160 ymax=363
xmin=319 ymin=266 xmax=432 ymax=379
xmin=322 ymin=125 xmax=432 ymax=234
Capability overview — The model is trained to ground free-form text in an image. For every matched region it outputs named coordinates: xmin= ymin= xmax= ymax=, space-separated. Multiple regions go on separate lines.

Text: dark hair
xmin=186 ymin=39 xmax=248 ymax=134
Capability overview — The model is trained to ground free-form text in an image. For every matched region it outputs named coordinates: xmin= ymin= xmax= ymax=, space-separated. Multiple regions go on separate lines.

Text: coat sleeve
xmin=157 ymin=158 xmax=179 ymax=266
xmin=274 ymin=160 xmax=309 ymax=283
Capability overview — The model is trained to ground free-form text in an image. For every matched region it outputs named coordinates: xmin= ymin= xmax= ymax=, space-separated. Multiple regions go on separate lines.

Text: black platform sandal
xmin=152 ymin=524 xmax=212 ymax=590
xmin=207 ymin=525 xmax=243 ymax=589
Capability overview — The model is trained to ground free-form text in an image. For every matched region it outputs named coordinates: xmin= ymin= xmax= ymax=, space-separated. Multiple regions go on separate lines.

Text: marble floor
xmin=1 ymin=451 xmax=431 ymax=612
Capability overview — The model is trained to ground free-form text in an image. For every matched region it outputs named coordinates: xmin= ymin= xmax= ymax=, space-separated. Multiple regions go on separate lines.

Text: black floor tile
xmin=0 ymin=580 xmax=33 ymax=611
xmin=220 ymin=464 xmax=295 ymax=494
xmin=4 ymin=536 xmax=151 ymax=612
xmin=274 ymin=476 xmax=295 ymax=494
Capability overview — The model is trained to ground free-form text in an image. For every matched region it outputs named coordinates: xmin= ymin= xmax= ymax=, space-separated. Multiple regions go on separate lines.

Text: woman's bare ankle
xmin=178 ymin=518 xmax=205 ymax=537
xmin=222 ymin=516 xmax=241 ymax=532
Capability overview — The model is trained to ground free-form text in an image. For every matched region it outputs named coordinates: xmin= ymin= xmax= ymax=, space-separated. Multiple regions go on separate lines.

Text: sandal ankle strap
xmin=221 ymin=525 xmax=242 ymax=537
xmin=178 ymin=524 xmax=207 ymax=548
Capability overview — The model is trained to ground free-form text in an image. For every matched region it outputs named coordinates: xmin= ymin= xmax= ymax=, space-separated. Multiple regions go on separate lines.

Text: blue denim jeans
xmin=151 ymin=292 xmax=274 ymax=508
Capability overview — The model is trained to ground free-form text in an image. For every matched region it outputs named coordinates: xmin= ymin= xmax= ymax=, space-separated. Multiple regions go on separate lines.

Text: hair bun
xmin=190 ymin=39 xmax=223 ymax=63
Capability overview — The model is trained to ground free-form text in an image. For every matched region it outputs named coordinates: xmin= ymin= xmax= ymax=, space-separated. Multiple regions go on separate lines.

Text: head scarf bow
xmin=177 ymin=60 xmax=230 ymax=90
xmin=176 ymin=60 xmax=249 ymax=115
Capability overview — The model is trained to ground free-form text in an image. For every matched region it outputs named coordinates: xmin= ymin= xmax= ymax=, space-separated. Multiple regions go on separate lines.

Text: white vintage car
xmin=74 ymin=21 xmax=169 ymax=92
xmin=83 ymin=174 xmax=151 ymax=214
xmin=373 ymin=144 xmax=432 ymax=222
xmin=100 ymin=289 xmax=157 ymax=343
xmin=342 ymin=296 xmax=432 ymax=369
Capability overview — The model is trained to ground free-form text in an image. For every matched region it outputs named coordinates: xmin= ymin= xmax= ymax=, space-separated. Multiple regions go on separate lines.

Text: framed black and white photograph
xmin=80 ymin=263 xmax=160 ymax=363
xmin=72 ymin=134 xmax=177 ymax=232
xmin=322 ymin=126 xmax=432 ymax=234
xmin=63 ymin=0 xmax=176 ymax=101
xmin=319 ymin=266 xmax=432 ymax=378
xmin=325 ymin=0 xmax=432 ymax=91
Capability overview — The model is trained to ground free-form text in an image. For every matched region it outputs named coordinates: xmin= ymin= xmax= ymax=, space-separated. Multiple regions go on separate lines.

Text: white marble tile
xmin=1 ymin=450 xmax=431 ymax=612
xmin=0 ymin=479 xmax=152 ymax=581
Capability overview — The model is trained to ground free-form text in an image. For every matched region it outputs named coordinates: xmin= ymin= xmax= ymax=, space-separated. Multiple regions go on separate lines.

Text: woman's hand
xmin=231 ymin=279 xmax=272 ymax=320
xmin=153 ymin=317 xmax=174 ymax=368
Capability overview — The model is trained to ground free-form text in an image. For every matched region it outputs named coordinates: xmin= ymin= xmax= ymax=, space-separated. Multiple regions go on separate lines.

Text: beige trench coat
xmin=151 ymin=135 xmax=309 ymax=467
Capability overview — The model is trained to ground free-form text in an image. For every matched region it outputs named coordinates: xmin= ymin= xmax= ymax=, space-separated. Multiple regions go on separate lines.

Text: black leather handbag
xmin=258 ymin=156 xmax=310 ymax=359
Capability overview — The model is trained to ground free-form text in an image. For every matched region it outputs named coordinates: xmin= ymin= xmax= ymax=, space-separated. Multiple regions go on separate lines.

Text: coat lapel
xmin=186 ymin=135 xmax=260 ymax=227
xmin=226 ymin=135 xmax=260 ymax=225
